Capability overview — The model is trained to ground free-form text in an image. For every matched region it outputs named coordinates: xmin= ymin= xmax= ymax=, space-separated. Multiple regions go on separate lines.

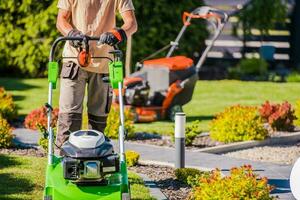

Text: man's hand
xmin=98 ymin=28 xmax=127 ymax=46
xmin=68 ymin=29 xmax=84 ymax=48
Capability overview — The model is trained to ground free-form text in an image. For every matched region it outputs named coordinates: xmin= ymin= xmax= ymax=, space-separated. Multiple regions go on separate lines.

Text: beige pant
xmin=56 ymin=62 xmax=112 ymax=147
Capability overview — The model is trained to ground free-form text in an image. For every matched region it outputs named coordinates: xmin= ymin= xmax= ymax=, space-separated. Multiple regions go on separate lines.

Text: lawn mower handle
xmin=49 ymin=36 xmax=122 ymax=62
xmin=47 ymin=36 xmax=124 ymax=165
xmin=166 ymin=6 xmax=228 ymax=58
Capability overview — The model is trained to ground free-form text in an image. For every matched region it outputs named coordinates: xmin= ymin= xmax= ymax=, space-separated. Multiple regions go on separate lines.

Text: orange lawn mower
xmin=118 ymin=6 xmax=228 ymax=122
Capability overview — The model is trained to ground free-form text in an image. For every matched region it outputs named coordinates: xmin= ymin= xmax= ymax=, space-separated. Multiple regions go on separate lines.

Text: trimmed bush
xmin=228 ymin=58 xmax=268 ymax=80
xmin=175 ymin=168 xmax=210 ymax=186
xmin=286 ymin=72 xmax=300 ymax=82
xmin=105 ymin=105 xmax=135 ymax=139
xmin=210 ymin=105 xmax=268 ymax=143
xmin=0 ymin=87 xmax=17 ymax=121
xmin=24 ymin=106 xmax=59 ymax=133
xmin=259 ymin=101 xmax=295 ymax=131
xmin=189 ymin=165 xmax=275 ymax=200
xmin=295 ymin=100 xmax=300 ymax=127
xmin=39 ymin=137 xmax=48 ymax=151
xmin=0 ymin=117 xmax=13 ymax=148
xmin=185 ymin=120 xmax=202 ymax=146
xmin=125 ymin=150 xmax=140 ymax=167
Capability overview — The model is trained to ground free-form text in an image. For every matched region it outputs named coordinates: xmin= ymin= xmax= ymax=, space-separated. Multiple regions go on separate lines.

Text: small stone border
xmin=193 ymin=131 xmax=300 ymax=154
xmin=138 ymin=160 xmax=214 ymax=172
xmin=138 ymin=173 xmax=168 ymax=200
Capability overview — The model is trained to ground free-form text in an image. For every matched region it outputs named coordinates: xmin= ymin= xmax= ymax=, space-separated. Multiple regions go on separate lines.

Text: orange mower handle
xmin=182 ymin=12 xmax=222 ymax=26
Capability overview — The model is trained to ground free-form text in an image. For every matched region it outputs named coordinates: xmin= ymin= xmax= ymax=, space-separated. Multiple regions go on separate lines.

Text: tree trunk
xmin=290 ymin=0 xmax=300 ymax=70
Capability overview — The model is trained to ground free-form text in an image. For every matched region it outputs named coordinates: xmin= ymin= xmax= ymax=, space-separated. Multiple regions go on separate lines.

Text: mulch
xmin=130 ymin=164 xmax=191 ymax=200
xmin=0 ymin=147 xmax=46 ymax=157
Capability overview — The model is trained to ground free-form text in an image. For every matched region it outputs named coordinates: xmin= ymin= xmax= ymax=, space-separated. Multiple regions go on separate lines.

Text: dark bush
xmin=175 ymin=168 xmax=209 ymax=186
xmin=228 ymin=58 xmax=268 ymax=80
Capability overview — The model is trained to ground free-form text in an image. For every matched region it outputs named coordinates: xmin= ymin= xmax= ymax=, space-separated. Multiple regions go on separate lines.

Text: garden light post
xmin=175 ymin=112 xmax=186 ymax=169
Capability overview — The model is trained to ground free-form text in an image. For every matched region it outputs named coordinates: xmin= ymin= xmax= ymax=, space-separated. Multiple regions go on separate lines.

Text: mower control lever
xmin=102 ymin=76 xmax=110 ymax=83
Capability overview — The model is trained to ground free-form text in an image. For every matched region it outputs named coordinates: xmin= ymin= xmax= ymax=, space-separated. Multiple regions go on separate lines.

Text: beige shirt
xmin=57 ymin=0 xmax=135 ymax=73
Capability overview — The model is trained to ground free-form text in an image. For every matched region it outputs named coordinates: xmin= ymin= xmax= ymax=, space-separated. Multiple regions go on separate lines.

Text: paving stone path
xmin=13 ymin=129 xmax=295 ymax=199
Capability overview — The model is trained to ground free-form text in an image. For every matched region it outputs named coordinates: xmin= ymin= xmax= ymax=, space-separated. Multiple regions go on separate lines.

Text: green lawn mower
xmin=43 ymin=36 xmax=130 ymax=200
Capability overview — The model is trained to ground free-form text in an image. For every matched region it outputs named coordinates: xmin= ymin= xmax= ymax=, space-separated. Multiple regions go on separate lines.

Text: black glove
xmin=67 ymin=29 xmax=84 ymax=48
xmin=98 ymin=28 xmax=127 ymax=46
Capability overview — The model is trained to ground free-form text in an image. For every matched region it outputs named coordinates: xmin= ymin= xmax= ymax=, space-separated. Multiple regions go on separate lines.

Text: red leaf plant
xmin=24 ymin=106 xmax=59 ymax=133
xmin=259 ymin=101 xmax=295 ymax=131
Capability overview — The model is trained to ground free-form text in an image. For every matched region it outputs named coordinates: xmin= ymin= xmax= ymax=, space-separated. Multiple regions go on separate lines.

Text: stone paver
xmin=13 ymin=128 xmax=40 ymax=147
xmin=13 ymin=129 xmax=295 ymax=199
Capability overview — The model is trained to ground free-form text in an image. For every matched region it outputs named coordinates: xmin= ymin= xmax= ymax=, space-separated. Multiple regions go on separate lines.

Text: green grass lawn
xmin=0 ymin=154 xmax=154 ymax=200
xmin=1 ymin=78 xmax=300 ymax=134
xmin=135 ymin=80 xmax=300 ymax=134
xmin=0 ymin=78 xmax=60 ymax=117
xmin=0 ymin=154 xmax=46 ymax=200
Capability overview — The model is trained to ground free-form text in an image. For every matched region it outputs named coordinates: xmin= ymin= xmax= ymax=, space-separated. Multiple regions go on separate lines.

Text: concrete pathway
xmin=13 ymin=129 xmax=295 ymax=199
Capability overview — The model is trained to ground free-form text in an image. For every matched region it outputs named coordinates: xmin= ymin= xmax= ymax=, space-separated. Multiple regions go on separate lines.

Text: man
xmin=55 ymin=0 xmax=137 ymax=148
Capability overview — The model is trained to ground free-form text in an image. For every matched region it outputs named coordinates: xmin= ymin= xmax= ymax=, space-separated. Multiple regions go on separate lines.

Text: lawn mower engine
xmin=61 ymin=130 xmax=119 ymax=184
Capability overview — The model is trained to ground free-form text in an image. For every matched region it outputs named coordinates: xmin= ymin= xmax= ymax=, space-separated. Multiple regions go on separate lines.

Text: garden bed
xmin=129 ymin=164 xmax=191 ymax=200
xmin=0 ymin=147 xmax=45 ymax=157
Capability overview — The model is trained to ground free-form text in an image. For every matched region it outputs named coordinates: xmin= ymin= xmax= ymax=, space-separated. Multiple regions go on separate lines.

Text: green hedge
xmin=0 ymin=0 xmax=59 ymax=77
xmin=0 ymin=0 xmax=207 ymax=77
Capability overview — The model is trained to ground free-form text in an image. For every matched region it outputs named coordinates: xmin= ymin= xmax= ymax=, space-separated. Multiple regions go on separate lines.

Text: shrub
xmin=189 ymin=165 xmax=275 ymax=200
xmin=286 ymin=72 xmax=300 ymax=82
xmin=0 ymin=117 xmax=13 ymax=148
xmin=39 ymin=137 xmax=48 ymax=151
xmin=295 ymin=100 xmax=300 ymax=127
xmin=185 ymin=120 xmax=202 ymax=146
xmin=125 ymin=150 xmax=140 ymax=167
xmin=24 ymin=106 xmax=59 ymax=133
xmin=175 ymin=168 xmax=210 ymax=186
xmin=0 ymin=87 xmax=17 ymax=121
xmin=228 ymin=58 xmax=268 ymax=80
xmin=105 ymin=105 xmax=135 ymax=139
xmin=0 ymin=0 xmax=59 ymax=77
xmin=259 ymin=101 xmax=295 ymax=131
xmin=210 ymin=105 xmax=268 ymax=143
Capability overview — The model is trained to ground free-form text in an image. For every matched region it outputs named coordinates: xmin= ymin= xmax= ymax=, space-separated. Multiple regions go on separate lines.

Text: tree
xmin=0 ymin=0 xmax=59 ymax=77
xmin=290 ymin=0 xmax=300 ymax=69
xmin=234 ymin=0 xmax=288 ymax=57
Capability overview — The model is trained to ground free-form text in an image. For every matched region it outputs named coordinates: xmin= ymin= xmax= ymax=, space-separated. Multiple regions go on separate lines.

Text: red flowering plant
xmin=259 ymin=101 xmax=295 ymax=132
xmin=24 ymin=106 xmax=59 ymax=133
